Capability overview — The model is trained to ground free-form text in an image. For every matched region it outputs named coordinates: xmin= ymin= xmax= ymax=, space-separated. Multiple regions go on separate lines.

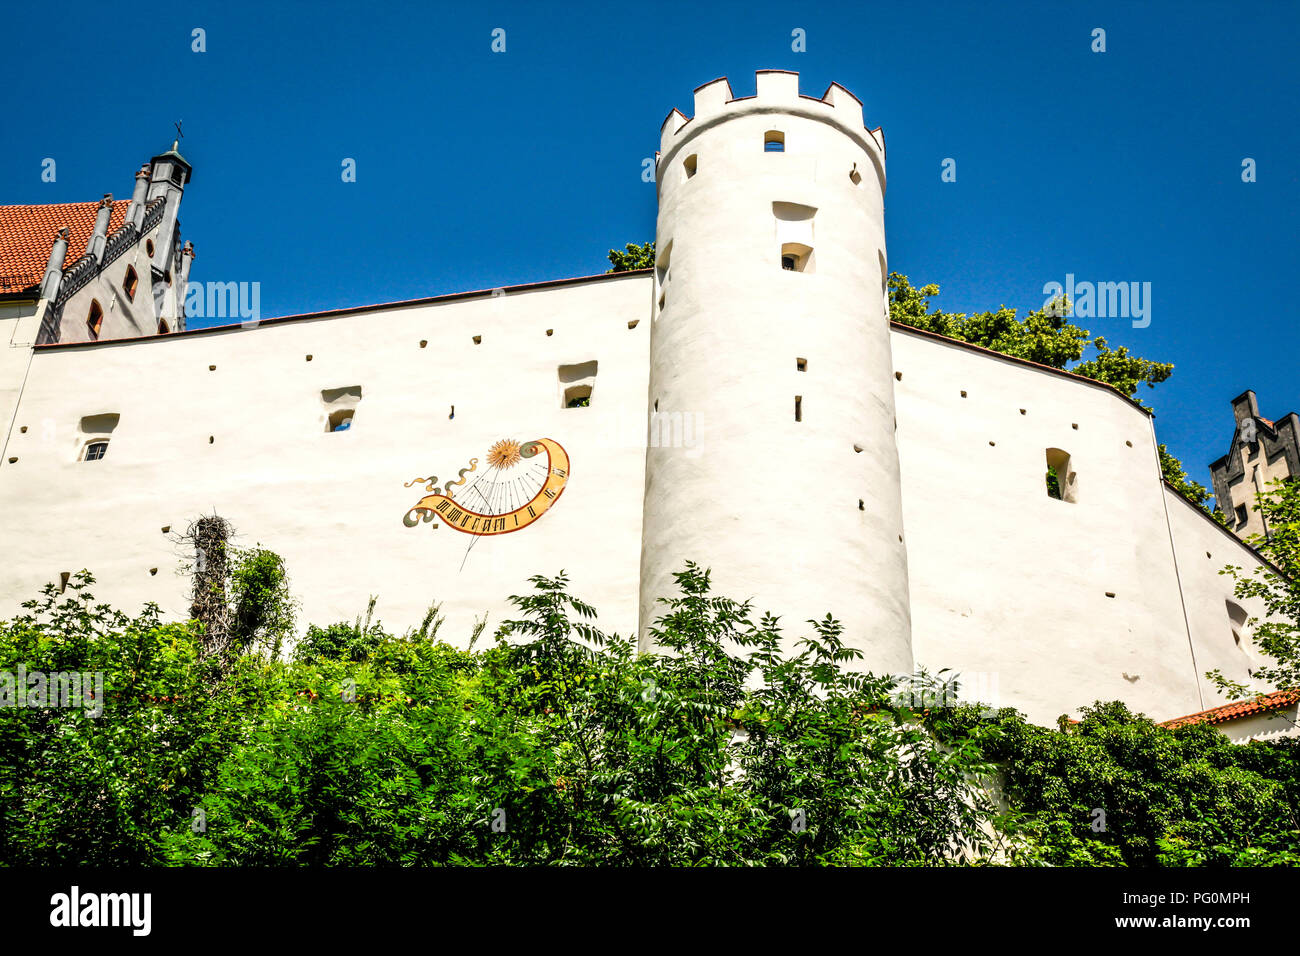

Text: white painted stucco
xmin=0 ymin=71 xmax=1276 ymax=727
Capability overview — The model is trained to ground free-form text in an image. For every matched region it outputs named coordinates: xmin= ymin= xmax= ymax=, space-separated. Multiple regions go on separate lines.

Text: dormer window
xmin=123 ymin=266 xmax=139 ymax=302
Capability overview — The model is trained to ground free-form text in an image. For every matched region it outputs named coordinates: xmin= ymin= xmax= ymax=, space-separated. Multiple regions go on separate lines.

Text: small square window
xmin=764 ymin=131 xmax=785 ymax=152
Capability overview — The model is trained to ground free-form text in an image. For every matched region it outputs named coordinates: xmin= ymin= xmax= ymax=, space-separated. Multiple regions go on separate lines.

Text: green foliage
xmin=1 ymin=564 xmax=1001 ymax=866
xmin=606 ymin=241 xmax=655 ymax=273
xmin=1045 ymin=465 xmax=1061 ymax=499
xmin=944 ymin=701 xmax=1300 ymax=866
xmin=0 ymin=573 xmax=255 ymax=865
xmin=1210 ymin=477 xmax=1300 ymax=698
xmin=7 ymin=560 xmax=1300 ymax=866
xmin=887 ymin=272 xmax=1171 ymax=397
xmin=228 ymin=546 xmax=297 ymax=659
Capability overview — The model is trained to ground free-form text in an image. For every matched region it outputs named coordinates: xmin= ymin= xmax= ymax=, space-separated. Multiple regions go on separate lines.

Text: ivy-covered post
xmin=187 ymin=515 xmax=232 ymax=657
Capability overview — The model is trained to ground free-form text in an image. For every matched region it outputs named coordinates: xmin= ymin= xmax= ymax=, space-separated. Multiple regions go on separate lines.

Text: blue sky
xmin=3 ymin=0 xmax=1296 ymax=496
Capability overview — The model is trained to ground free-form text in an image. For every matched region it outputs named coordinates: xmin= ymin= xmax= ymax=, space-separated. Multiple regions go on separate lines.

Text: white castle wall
xmin=0 ymin=71 xmax=1274 ymax=726
xmin=0 ymin=274 xmax=652 ymax=645
xmin=890 ymin=326 xmax=1264 ymax=721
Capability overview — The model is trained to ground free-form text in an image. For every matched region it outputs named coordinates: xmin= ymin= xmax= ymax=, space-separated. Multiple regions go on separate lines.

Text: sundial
xmin=402 ymin=437 xmax=569 ymax=536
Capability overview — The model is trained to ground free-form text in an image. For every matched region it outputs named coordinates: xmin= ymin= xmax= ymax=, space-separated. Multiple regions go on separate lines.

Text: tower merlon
xmin=658 ymin=70 xmax=884 ymax=180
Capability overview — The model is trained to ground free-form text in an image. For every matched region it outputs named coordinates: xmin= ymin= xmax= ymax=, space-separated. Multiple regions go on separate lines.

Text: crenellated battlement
xmin=657 ymin=70 xmax=885 ymax=171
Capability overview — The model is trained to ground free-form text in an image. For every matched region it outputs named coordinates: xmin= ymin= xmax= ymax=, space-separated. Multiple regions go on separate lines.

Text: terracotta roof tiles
xmin=1161 ymin=689 xmax=1298 ymax=729
xmin=0 ymin=199 xmax=131 ymax=294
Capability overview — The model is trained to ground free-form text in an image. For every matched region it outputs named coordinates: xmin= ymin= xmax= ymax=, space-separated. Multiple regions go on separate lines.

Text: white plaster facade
xmin=0 ymin=72 xmax=1278 ymax=726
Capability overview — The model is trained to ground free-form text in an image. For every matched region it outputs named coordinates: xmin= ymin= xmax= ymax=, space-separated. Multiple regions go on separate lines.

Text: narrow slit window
xmin=795 ymin=395 xmax=802 ymax=422
xmin=796 ymin=357 xmax=807 ymax=372
xmin=123 ymin=266 xmax=139 ymax=302
xmin=1045 ymin=448 xmax=1077 ymax=502
xmin=1226 ymin=599 xmax=1249 ymax=650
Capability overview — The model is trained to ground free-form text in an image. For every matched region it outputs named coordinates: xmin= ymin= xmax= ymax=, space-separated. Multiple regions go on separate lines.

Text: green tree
xmin=945 ymin=700 xmax=1300 ymax=866
xmin=606 ymin=241 xmax=655 ymax=273
xmin=1210 ymin=477 xmax=1300 ymax=699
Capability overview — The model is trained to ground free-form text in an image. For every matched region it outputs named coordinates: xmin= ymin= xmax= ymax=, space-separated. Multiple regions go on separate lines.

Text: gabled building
xmin=1209 ymin=390 xmax=1299 ymax=540
xmin=0 ymin=139 xmax=195 ymax=346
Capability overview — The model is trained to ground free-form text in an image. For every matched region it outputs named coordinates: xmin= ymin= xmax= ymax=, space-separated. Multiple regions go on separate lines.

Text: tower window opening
xmin=764 ymin=130 xmax=785 ymax=152
xmin=559 ymin=360 xmax=598 ymax=408
xmin=321 ymin=385 xmax=362 ymax=433
xmin=780 ymin=242 xmax=814 ymax=273
xmin=123 ymin=266 xmax=139 ymax=302
xmin=683 ymin=154 xmax=697 ymax=178
xmin=794 ymin=395 xmax=802 ymax=422
xmin=1226 ymin=599 xmax=1249 ymax=652
xmin=850 ymin=164 xmax=862 ymax=185
xmin=1045 ymin=447 xmax=1077 ymax=502
xmin=87 ymin=300 xmax=104 ymax=339
xmin=1235 ymin=504 xmax=1248 ymax=527
xmin=158 ymin=319 xmax=170 ymax=334
xmin=146 ymin=239 xmax=155 ymax=257
xmin=59 ymin=572 xmax=70 ymax=593
xmin=77 ymin=413 xmax=119 ymax=462
xmin=796 ymin=357 xmax=807 ymax=372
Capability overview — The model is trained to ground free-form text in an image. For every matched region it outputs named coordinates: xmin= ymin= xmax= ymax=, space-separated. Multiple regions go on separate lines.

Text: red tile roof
xmin=1161 ymin=689 xmax=1298 ymax=729
xmin=0 ymin=199 xmax=131 ymax=295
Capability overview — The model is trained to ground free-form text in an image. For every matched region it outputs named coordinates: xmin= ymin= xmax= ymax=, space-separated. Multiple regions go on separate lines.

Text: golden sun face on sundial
xmin=402 ymin=437 xmax=569 ymax=536
xmin=486 ymin=438 xmax=523 ymax=470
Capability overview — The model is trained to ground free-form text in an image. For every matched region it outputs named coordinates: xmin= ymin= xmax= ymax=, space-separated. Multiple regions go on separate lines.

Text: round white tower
xmin=638 ymin=70 xmax=912 ymax=674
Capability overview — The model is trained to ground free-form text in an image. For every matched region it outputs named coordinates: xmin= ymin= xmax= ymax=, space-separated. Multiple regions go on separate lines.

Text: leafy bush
xmin=3 ymin=562 xmax=1299 ymax=866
